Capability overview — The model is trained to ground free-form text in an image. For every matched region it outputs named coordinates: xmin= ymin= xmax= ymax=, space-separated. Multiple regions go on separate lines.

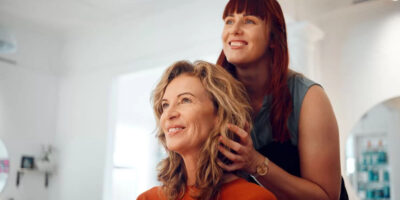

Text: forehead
xmin=163 ymin=75 xmax=207 ymax=99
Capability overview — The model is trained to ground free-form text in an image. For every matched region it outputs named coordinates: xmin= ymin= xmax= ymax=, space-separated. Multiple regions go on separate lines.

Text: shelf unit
xmin=350 ymin=133 xmax=391 ymax=200
xmin=16 ymin=168 xmax=51 ymax=188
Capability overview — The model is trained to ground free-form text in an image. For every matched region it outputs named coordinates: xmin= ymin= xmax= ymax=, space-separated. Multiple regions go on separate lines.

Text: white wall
xmin=386 ymin=108 xmax=400 ymax=200
xmin=0 ymin=13 xmax=63 ymax=200
xmin=315 ymin=1 xmax=400 ymax=199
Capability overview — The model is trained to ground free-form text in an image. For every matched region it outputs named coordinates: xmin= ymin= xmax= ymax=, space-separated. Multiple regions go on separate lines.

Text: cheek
xmin=253 ymin=35 xmax=269 ymax=52
xmin=262 ymin=30 xmax=271 ymax=46
xmin=222 ymin=29 xmax=229 ymax=42
xmin=202 ymin=114 xmax=217 ymax=131
xmin=159 ymin=115 xmax=167 ymax=131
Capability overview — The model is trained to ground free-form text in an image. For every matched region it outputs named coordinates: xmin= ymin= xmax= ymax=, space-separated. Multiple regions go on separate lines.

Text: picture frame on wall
xmin=21 ymin=156 xmax=34 ymax=169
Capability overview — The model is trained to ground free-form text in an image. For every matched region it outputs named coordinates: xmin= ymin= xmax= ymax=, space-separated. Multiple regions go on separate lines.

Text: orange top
xmin=137 ymin=178 xmax=276 ymax=200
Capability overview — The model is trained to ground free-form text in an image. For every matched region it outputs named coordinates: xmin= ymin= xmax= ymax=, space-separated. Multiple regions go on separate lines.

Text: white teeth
xmin=168 ymin=127 xmax=183 ymax=133
xmin=230 ymin=41 xmax=246 ymax=47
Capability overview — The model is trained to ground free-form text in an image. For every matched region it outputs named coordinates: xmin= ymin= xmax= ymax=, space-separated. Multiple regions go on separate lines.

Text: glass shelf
xmin=348 ymin=133 xmax=391 ymax=200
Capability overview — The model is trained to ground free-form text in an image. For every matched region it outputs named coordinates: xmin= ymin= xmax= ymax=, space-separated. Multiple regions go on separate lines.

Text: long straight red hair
xmin=217 ymin=0 xmax=292 ymax=143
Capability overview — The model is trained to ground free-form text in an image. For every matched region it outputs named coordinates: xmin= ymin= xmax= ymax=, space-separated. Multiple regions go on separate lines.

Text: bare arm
xmin=218 ymin=86 xmax=342 ymax=199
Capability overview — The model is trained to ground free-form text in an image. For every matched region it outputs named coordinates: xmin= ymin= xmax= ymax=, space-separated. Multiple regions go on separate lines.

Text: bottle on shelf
xmin=357 ymin=138 xmax=391 ymax=200
xmin=377 ymin=140 xmax=387 ymax=164
xmin=361 ymin=141 xmax=372 ymax=170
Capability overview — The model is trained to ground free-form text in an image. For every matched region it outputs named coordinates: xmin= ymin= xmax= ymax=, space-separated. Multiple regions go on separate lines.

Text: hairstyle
xmin=217 ymin=0 xmax=292 ymax=143
xmin=151 ymin=60 xmax=252 ymax=200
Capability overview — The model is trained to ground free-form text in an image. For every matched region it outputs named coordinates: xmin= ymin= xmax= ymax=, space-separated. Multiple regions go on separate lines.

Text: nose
xmin=231 ymin=21 xmax=243 ymax=35
xmin=164 ymin=105 xmax=180 ymax=120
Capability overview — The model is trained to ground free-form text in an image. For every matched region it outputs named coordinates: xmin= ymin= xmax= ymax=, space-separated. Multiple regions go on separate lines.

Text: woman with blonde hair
xmin=137 ymin=60 xmax=276 ymax=200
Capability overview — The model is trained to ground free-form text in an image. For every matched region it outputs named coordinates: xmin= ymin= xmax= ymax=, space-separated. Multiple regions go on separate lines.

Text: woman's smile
xmin=229 ymin=40 xmax=248 ymax=48
xmin=160 ymin=74 xmax=217 ymax=155
xmin=166 ymin=126 xmax=185 ymax=136
xmin=222 ymin=13 xmax=270 ymax=65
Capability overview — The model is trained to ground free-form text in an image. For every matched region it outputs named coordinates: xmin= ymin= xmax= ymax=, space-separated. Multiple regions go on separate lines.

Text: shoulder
xmin=220 ymin=178 xmax=276 ymax=200
xmin=300 ymin=83 xmax=336 ymax=129
xmin=287 ymin=71 xmax=323 ymax=113
xmin=287 ymin=71 xmax=321 ymax=96
xmin=298 ymin=78 xmax=339 ymax=146
xmin=137 ymin=186 xmax=166 ymax=200
xmin=301 ymin=83 xmax=332 ymax=117
xmin=287 ymin=71 xmax=323 ymax=143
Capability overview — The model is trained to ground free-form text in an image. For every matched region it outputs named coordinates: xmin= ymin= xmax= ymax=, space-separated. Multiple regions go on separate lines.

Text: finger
xmin=244 ymin=121 xmax=251 ymax=133
xmin=219 ymin=136 xmax=243 ymax=153
xmin=228 ymin=124 xmax=250 ymax=144
xmin=217 ymin=159 xmax=243 ymax=172
xmin=218 ymin=145 xmax=244 ymax=163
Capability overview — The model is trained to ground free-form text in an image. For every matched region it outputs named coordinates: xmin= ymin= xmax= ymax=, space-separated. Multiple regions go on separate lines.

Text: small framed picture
xmin=21 ymin=156 xmax=34 ymax=169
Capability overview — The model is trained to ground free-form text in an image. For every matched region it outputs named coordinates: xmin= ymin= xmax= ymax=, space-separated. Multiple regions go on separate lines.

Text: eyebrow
xmin=161 ymin=92 xmax=196 ymax=102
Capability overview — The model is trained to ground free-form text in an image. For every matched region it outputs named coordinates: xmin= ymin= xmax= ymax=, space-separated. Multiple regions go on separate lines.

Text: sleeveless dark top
xmin=250 ymin=73 xmax=348 ymax=199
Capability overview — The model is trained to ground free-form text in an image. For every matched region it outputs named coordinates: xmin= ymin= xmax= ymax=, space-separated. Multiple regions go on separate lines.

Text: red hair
xmin=217 ymin=0 xmax=292 ymax=143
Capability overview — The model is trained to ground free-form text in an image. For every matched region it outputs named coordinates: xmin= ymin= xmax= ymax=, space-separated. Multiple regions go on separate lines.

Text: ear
xmin=213 ymin=114 xmax=220 ymax=126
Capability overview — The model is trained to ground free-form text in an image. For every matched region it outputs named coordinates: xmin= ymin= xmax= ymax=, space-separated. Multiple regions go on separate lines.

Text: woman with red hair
xmin=217 ymin=0 xmax=348 ymax=199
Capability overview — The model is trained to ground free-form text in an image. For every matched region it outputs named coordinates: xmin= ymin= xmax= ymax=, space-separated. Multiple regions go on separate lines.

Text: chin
xmin=166 ymin=144 xmax=182 ymax=154
xmin=225 ymin=55 xmax=246 ymax=64
xmin=227 ymin=59 xmax=248 ymax=66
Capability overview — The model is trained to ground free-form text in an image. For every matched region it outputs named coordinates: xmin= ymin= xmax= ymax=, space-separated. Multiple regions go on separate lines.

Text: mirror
xmin=345 ymin=97 xmax=400 ymax=200
xmin=0 ymin=139 xmax=9 ymax=192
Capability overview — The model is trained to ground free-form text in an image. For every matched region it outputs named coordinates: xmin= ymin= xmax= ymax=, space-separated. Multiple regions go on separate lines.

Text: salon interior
xmin=0 ymin=0 xmax=399 ymax=199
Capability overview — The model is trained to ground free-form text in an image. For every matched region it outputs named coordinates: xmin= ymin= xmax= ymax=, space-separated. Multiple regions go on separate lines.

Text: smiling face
xmin=222 ymin=12 xmax=270 ymax=66
xmin=160 ymin=74 xmax=217 ymax=156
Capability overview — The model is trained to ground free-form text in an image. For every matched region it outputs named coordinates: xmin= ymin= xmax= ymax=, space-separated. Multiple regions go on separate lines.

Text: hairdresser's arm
xmin=218 ymin=86 xmax=341 ymax=200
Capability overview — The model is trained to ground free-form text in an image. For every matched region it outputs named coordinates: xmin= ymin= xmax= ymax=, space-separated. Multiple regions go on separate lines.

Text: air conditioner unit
xmin=353 ymin=0 xmax=375 ymax=4
xmin=0 ymin=27 xmax=17 ymax=54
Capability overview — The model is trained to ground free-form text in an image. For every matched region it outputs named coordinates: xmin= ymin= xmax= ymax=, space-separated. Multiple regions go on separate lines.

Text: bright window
xmin=112 ymin=67 xmax=164 ymax=200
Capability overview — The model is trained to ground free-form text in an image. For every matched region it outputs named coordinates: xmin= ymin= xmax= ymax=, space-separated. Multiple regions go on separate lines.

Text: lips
xmin=229 ymin=40 xmax=248 ymax=48
xmin=166 ymin=125 xmax=185 ymax=136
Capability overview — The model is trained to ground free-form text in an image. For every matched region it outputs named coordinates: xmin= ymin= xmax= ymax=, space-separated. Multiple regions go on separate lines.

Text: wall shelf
xmin=351 ymin=134 xmax=391 ymax=200
xmin=16 ymin=168 xmax=52 ymax=188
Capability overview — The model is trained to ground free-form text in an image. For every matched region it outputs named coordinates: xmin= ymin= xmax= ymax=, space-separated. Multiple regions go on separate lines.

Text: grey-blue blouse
xmin=249 ymin=73 xmax=348 ymax=199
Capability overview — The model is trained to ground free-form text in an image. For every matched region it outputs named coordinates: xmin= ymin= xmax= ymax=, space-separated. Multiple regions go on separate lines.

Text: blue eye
xmin=161 ymin=103 xmax=169 ymax=109
xmin=225 ymin=19 xmax=233 ymax=25
xmin=245 ymin=19 xmax=255 ymax=24
xmin=181 ymin=97 xmax=192 ymax=103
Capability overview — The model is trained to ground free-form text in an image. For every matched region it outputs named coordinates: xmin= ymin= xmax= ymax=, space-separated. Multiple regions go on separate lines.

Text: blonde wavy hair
xmin=151 ymin=60 xmax=252 ymax=200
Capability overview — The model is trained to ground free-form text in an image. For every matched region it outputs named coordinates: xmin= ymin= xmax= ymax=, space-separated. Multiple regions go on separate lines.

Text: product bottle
xmin=377 ymin=140 xmax=387 ymax=164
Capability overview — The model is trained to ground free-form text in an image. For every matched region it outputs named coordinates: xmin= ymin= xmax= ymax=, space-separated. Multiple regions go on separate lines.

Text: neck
xmin=235 ymin=58 xmax=270 ymax=100
xmin=181 ymin=153 xmax=239 ymax=186
xmin=181 ymin=153 xmax=199 ymax=186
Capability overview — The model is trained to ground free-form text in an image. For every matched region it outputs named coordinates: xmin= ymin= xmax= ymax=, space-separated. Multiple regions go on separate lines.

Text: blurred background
xmin=0 ymin=0 xmax=399 ymax=199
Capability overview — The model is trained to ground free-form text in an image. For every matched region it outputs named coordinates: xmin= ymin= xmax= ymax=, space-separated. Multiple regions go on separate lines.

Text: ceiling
xmin=279 ymin=0 xmax=353 ymax=22
xmin=0 ymin=0 xmax=190 ymax=31
xmin=0 ymin=0 xmax=378 ymax=33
